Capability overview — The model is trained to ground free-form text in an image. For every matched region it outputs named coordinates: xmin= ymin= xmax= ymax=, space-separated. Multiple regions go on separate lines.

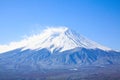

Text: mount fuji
xmin=0 ymin=27 xmax=120 ymax=80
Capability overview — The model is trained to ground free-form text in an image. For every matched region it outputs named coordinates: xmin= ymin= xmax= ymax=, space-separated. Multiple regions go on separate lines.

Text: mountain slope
xmin=0 ymin=47 xmax=120 ymax=70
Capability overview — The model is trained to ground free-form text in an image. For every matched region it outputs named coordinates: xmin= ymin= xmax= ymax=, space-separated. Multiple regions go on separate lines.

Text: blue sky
xmin=0 ymin=0 xmax=120 ymax=50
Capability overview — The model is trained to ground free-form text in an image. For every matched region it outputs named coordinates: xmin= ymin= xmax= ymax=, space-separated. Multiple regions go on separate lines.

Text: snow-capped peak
xmin=43 ymin=27 xmax=68 ymax=34
xmin=0 ymin=27 xmax=111 ymax=53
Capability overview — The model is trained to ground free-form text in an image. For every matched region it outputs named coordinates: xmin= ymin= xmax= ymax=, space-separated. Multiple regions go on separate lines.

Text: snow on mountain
xmin=0 ymin=27 xmax=111 ymax=53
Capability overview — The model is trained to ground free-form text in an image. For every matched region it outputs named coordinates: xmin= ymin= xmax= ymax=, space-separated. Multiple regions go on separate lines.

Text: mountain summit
xmin=0 ymin=27 xmax=111 ymax=53
xmin=22 ymin=27 xmax=111 ymax=52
